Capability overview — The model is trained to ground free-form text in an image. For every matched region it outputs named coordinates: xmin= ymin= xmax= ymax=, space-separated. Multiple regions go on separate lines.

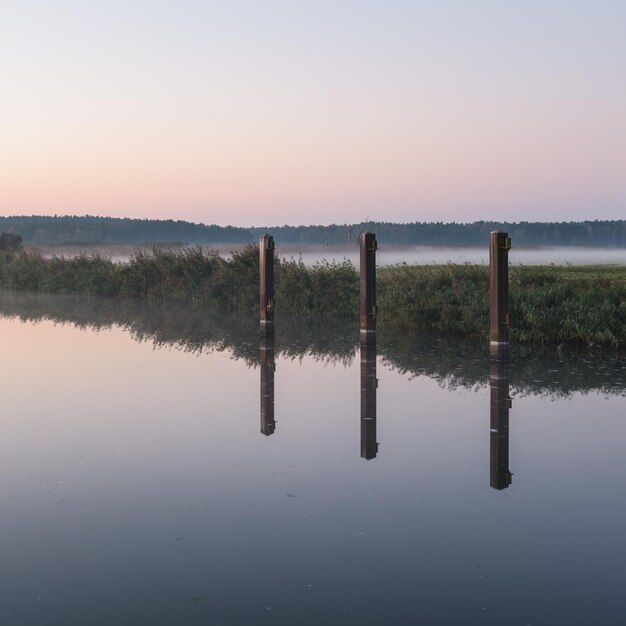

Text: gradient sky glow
xmin=1 ymin=0 xmax=625 ymax=226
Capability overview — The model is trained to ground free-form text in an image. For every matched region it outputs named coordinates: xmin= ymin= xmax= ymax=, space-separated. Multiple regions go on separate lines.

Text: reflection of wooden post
xmin=360 ymin=343 xmax=378 ymax=459
xmin=259 ymin=234 xmax=274 ymax=335
xmin=490 ymin=360 xmax=512 ymax=490
xmin=359 ymin=232 xmax=377 ymax=345
xmin=260 ymin=334 xmax=275 ymax=436
xmin=489 ymin=231 xmax=510 ymax=359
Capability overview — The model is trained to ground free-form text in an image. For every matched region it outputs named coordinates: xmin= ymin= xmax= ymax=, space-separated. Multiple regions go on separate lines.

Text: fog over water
xmin=33 ymin=244 xmax=626 ymax=266
xmin=281 ymin=245 xmax=626 ymax=267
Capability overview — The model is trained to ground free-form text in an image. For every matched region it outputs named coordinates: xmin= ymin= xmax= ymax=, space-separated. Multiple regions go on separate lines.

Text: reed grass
xmin=0 ymin=246 xmax=624 ymax=347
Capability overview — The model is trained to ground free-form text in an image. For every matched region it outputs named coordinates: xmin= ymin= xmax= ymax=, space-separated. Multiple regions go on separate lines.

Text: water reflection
xmin=490 ymin=360 xmax=513 ymax=490
xmin=2 ymin=296 xmax=626 ymax=626
xmin=260 ymin=335 xmax=276 ymax=436
xmin=360 ymin=343 xmax=378 ymax=460
xmin=0 ymin=291 xmax=624 ymax=398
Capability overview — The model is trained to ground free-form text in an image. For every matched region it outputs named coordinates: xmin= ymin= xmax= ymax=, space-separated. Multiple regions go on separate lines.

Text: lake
xmin=1 ymin=293 xmax=625 ymax=625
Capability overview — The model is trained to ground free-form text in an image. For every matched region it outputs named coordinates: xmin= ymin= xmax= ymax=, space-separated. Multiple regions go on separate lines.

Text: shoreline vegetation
xmin=0 ymin=245 xmax=624 ymax=349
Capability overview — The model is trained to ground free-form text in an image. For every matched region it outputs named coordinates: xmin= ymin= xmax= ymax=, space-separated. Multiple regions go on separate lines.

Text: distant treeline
xmin=250 ymin=220 xmax=626 ymax=247
xmin=1 ymin=215 xmax=625 ymax=247
xmin=0 ymin=215 xmax=251 ymax=245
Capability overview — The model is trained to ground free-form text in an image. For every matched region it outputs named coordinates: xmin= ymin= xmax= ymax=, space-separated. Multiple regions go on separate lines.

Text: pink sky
xmin=1 ymin=1 xmax=625 ymax=226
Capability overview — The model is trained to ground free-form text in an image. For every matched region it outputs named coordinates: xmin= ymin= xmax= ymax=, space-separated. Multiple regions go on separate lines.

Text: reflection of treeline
xmin=0 ymin=246 xmax=624 ymax=347
xmin=2 ymin=215 xmax=626 ymax=247
xmin=0 ymin=292 xmax=623 ymax=397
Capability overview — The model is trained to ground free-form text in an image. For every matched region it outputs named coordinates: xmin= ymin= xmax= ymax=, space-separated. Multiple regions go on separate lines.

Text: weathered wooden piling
xmin=489 ymin=231 xmax=511 ymax=359
xmin=489 ymin=359 xmax=512 ymax=490
xmin=259 ymin=234 xmax=274 ymax=335
xmin=260 ymin=334 xmax=276 ymax=436
xmin=360 ymin=343 xmax=378 ymax=460
xmin=359 ymin=232 xmax=377 ymax=345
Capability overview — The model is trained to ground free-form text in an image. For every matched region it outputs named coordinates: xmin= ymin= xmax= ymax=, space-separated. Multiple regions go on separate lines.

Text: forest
xmin=1 ymin=215 xmax=625 ymax=247
xmin=249 ymin=220 xmax=626 ymax=246
xmin=0 ymin=215 xmax=251 ymax=245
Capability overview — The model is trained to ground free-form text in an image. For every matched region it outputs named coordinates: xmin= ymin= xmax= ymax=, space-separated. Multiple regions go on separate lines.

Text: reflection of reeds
xmin=0 ymin=292 xmax=623 ymax=398
xmin=379 ymin=330 xmax=625 ymax=399
xmin=0 ymin=246 xmax=624 ymax=347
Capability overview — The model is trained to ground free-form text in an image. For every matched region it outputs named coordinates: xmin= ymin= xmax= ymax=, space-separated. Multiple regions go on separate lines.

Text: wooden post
xmin=489 ymin=231 xmax=510 ymax=359
xmin=359 ymin=232 xmax=377 ymax=345
xmin=259 ymin=234 xmax=274 ymax=335
xmin=260 ymin=334 xmax=276 ymax=436
xmin=360 ymin=343 xmax=378 ymax=460
xmin=490 ymin=359 xmax=512 ymax=490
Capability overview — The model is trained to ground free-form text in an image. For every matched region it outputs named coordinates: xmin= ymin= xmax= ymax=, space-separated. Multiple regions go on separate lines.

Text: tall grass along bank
xmin=0 ymin=246 xmax=624 ymax=348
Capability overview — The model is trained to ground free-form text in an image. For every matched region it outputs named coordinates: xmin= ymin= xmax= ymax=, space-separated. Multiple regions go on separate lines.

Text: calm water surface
xmin=0 ymin=295 xmax=625 ymax=626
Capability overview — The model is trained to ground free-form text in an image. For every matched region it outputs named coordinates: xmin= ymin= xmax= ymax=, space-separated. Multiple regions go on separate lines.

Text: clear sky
xmin=1 ymin=0 xmax=625 ymax=226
